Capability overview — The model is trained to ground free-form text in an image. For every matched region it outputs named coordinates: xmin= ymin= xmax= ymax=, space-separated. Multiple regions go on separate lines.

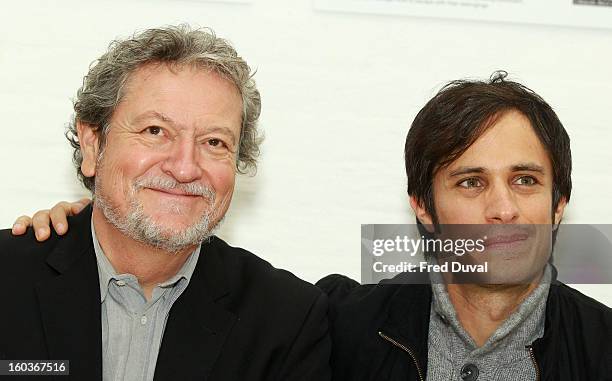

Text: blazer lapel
xmin=35 ymin=206 xmax=102 ymax=380
xmin=154 ymin=237 xmax=237 ymax=381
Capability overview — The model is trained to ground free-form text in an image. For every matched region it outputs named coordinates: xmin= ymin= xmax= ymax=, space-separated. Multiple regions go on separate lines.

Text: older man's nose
xmin=161 ymin=138 xmax=203 ymax=183
xmin=484 ymin=183 xmax=520 ymax=224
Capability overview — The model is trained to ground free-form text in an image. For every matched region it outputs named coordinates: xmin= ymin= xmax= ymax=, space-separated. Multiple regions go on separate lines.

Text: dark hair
xmin=405 ymin=71 xmax=572 ymax=225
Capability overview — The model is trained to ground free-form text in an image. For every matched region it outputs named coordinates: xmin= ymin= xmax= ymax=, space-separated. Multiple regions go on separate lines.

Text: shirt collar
xmin=158 ymin=243 xmax=200 ymax=288
xmin=430 ymin=262 xmax=551 ymax=351
xmin=91 ymin=217 xmax=201 ymax=302
xmin=91 ymin=218 xmax=116 ymax=303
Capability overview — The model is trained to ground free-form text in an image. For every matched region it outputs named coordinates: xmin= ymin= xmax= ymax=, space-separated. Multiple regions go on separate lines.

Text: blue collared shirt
xmin=92 ymin=219 xmax=200 ymax=381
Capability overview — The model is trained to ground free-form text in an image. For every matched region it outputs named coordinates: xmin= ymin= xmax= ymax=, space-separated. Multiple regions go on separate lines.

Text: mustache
xmin=134 ymin=176 xmax=216 ymax=200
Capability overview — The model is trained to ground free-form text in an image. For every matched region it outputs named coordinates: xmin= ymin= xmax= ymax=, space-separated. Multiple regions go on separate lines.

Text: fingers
xmin=32 ymin=209 xmax=55 ymax=241
xmin=31 ymin=209 xmax=52 ymax=242
xmin=49 ymin=202 xmax=73 ymax=235
xmin=10 ymin=198 xmax=92 ymax=241
xmin=48 ymin=198 xmax=91 ymax=236
xmin=12 ymin=211 xmax=54 ymax=241
xmin=11 ymin=215 xmax=33 ymax=236
xmin=70 ymin=198 xmax=91 ymax=215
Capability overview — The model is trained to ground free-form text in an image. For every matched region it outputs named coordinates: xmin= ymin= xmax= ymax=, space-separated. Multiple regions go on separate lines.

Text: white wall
xmin=1 ymin=0 xmax=611 ymax=305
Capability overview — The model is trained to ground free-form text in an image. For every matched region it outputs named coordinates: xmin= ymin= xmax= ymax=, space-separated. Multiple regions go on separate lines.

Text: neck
xmin=92 ymin=207 xmax=195 ymax=300
xmin=445 ymin=272 xmax=543 ymax=347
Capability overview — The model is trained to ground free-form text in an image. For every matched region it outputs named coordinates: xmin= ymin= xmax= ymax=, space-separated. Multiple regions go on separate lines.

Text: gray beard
xmin=94 ymin=176 xmax=222 ymax=254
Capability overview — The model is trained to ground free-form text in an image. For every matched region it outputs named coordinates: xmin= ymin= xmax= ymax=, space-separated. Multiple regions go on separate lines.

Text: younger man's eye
xmin=514 ymin=176 xmax=537 ymax=186
xmin=458 ymin=178 xmax=482 ymax=188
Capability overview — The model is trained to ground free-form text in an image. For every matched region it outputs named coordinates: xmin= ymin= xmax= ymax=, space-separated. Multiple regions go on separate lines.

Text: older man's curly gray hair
xmin=66 ymin=25 xmax=262 ymax=192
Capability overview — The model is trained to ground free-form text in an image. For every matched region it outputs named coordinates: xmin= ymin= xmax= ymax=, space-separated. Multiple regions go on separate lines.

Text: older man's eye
xmin=207 ymin=138 xmax=225 ymax=148
xmin=146 ymin=126 xmax=163 ymax=135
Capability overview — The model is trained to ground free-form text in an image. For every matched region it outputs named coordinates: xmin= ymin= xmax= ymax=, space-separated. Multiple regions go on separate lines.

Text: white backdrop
xmin=1 ymin=0 xmax=611 ymax=306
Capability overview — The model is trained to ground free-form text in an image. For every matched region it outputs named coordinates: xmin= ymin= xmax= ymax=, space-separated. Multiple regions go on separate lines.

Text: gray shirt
xmin=427 ymin=265 xmax=551 ymax=381
xmin=92 ymin=219 xmax=200 ymax=381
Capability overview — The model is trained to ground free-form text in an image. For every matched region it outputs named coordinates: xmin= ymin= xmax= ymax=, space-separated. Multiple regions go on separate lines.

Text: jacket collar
xmin=36 ymin=205 xmax=238 ymax=380
xmin=35 ymin=204 xmax=103 ymax=380
xmin=153 ymin=235 xmax=237 ymax=380
xmin=529 ymin=266 xmax=562 ymax=380
xmin=378 ymin=267 xmax=564 ymax=381
xmin=379 ymin=278 xmax=432 ymax=378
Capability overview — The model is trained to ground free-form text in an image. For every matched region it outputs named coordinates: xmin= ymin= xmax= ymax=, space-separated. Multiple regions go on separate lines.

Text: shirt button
xmin=438 ymin=313 xmax=449 ymax=324
xmin=140 ymin=315 xmax=147 ymax=325
xmin=116 ymin=280 xmax=126 ymax=286
xmin=460 ymin=363 xmax=479 ymax=381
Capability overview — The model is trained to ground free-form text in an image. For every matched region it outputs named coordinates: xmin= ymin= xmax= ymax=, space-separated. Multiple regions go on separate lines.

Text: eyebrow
xmin=134 ymin=111 xmax=177 ymax=127
xmin=511 ymin=163 xmax=546 ymax=174
xmin=448 ymin=166 xmax=485 ymax=177
xmin=448 ymin=162 xmax=546 ymax=177
xmin=133 ymin=110 xmax=238 ymax=146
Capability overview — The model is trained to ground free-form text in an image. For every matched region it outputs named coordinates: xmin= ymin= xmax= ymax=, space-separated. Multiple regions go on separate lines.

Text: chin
xmin=144 ymin=205 xmax=205 ymax=221
xmin=489 ymin=260 xmax=543 ymax=284
xmin=152 ymin=218 xmax=200 ymax=233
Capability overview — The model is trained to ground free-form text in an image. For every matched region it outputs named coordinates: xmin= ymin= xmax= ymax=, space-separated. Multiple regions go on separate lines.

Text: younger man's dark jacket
xmin=317 ymin=273 xmax=612 ymax=381
xmin=0 ymin=206 xmax=331 ymax=381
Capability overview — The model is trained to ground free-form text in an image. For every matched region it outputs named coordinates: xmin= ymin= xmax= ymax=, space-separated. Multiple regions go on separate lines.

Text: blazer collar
xmin=37 ymin=205 xmax=238 ymax=380
xmin=35 ymin=205 xmax=103 ymax=380
xmin=154 ymin=236 xmax=237 ymax=380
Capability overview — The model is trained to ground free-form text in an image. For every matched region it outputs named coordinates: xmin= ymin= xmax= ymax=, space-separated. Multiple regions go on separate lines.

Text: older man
xmin=0 ymin=26 xmax=330 ymax=381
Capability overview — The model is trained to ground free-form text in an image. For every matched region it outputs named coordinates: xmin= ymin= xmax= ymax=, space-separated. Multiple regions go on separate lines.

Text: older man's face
xmin=82 ymin=63 xmax=242 ymax=251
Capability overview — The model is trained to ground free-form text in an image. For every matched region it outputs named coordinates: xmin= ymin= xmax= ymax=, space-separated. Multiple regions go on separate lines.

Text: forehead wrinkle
xmin=133 ymin=110 xmax=181 ymax=128
xmin=133 ymin=110 xmax=236 ymax=140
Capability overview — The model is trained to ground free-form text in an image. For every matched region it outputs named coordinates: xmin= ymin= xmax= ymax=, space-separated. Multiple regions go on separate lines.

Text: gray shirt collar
xmin=430 ymin=264 xmax=551 ymax=353
xmin=91 ymin=217 xmax=201 ymax=302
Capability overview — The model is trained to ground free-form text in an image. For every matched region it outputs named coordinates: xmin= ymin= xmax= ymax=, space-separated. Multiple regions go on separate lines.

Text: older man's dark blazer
xmin=0 ymin=206 xmax=331 ymax=381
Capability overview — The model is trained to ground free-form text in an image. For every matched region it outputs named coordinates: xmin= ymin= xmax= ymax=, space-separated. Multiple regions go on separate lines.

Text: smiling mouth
xmin=484 ymin=233 xmax=529 ymax=249
xmin=144 ymin=187 xmax=201 ymax=198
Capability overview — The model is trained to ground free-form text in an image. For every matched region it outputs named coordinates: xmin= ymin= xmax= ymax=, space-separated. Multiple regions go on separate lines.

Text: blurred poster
xmin=313 ymin=0 xmax=612 ymax=29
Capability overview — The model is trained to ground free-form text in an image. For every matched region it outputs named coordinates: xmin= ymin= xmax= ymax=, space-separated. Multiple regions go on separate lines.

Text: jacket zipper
xmin=378 ymin=331 xmax=424 ymax=381
xmin=526 ymin=345 xmax=540 ymax=381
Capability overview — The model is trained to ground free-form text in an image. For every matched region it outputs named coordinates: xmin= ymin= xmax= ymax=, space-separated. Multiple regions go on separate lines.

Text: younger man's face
xmin=415 ymin=109 xmax=566 ymax=226
xmin=411 ymin=109 xmax=567 ymax=283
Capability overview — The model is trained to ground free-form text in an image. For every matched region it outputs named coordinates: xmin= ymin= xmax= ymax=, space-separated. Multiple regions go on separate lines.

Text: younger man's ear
xmin=553 ymin=196 xmax=568 ymax=229
xmin=76 ymin=121 xmax=101 ymax=177
xmin=409 ymin=195 xmax=434 ymax=232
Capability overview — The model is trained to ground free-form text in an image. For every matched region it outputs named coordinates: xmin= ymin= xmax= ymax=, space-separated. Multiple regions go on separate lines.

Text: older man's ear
xmin=11 ymin=198 xmax=92 ymax=241
xmin=77 ymin=121 xmax=100 ymax=178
